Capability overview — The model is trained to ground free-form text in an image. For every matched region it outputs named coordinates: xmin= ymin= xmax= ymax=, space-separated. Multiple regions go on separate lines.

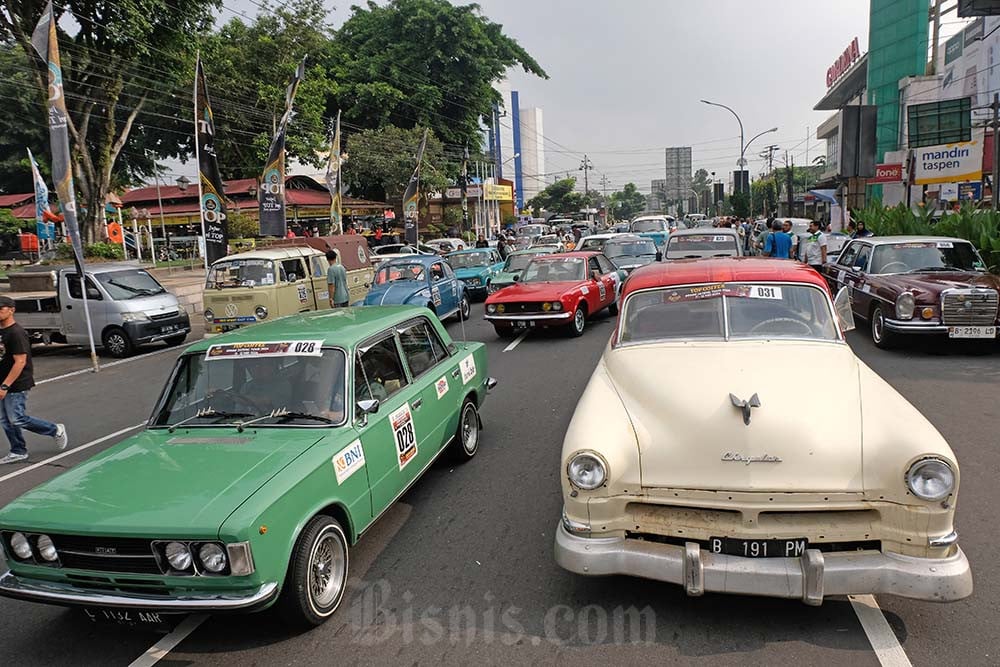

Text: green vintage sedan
xmin=0 ymin=306 xmax=495 ymax=628
xmin=487 ymin=247 xmax=556 ymax=294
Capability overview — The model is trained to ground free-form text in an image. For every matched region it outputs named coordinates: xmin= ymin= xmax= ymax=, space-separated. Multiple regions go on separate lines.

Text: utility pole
xmin=785 ymin=151 xmax=795 ymax=217
xmin=599 ymin=174 xmax=611 ymax=223
xmin=927 ymin=0 xmax=943 ymax=75
xmin=579 ymin=155 xmax=594 ymax=220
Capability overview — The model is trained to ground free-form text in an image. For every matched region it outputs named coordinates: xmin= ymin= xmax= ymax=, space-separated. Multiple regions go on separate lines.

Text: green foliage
xmin=0 ymin=209 xmax=32 ymax=235
xmin=527 ymin=178 xmax=585 ymax=216
xmin=729 ymin=191 xmax=750 ymax=218
xmin=85 ymin=242 xmax=125 ymax=259
xmin=345 ymin=126 xmax=451 ymax=207
xmin=442 ymin=206 xmax=463 ymax=232
xmin=750 ymin=179 xmax=778 ymax=216
xmin=608 ymin=183 xmax=646 ymax=221
xmin=227 ymin=210 xmax=259 ymax=239
xmin=55 ymin=243 xmax=75 ymax=259
xmin=0 ymin=42 xmax=47 ymax=194
xmin=691 ymin=169 xmax=711 ymax=193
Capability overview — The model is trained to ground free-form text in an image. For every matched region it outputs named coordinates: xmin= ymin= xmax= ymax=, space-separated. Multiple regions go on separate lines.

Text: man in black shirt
xmin=0 ymin=295 xmax=66 ymax=464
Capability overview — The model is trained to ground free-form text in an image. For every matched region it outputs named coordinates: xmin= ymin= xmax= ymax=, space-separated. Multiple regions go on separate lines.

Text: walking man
xmin=0 ymin=296 xmax=66 ymax=464
xmin=326 ymin=250 xmax=350 ymax=308
xmin=801 ymin=220 xmax=828 ymax=271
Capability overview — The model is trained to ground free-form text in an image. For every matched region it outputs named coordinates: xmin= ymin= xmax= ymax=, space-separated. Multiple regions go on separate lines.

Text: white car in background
xmin=576 ymin=233 xmax=625 ymax=253
xmin=426 ymin=237 xmax=467 ymax=253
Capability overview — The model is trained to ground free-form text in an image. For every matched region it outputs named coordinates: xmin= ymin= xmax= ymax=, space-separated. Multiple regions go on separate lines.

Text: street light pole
xmin=701 ymin=100 xmax=745 ymax=167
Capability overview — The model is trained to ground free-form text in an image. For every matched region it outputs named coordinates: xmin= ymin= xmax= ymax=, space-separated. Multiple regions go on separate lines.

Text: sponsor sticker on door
xmin=390 ymin=403 xmax=418 ymax=470
xmin=332 ymin=439 xmax=366 ymax=484
xmin=459 ymin=355 xmax=477 ymax=384
xmin=435 ymin=376 xmax=449 ymax=399
xmin=297 ymin=284 xmax=308 ymax=303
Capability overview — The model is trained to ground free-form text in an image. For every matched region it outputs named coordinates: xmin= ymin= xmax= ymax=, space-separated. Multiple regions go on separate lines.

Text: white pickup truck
xmin=7 ymin=264 xmax=191 ymax=358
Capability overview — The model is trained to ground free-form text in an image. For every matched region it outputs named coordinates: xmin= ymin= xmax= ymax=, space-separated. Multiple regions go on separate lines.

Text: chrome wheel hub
xmin=308 ymin=531 xmax=345 ymax=609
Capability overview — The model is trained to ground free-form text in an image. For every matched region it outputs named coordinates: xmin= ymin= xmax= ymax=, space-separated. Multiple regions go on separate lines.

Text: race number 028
xmin=395 ymin=421 xmax=415 ymax=455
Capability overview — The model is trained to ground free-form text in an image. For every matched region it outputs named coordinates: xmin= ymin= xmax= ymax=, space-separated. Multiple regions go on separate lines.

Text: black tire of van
xmin=102 ymin=327 xmax=134 ymax=358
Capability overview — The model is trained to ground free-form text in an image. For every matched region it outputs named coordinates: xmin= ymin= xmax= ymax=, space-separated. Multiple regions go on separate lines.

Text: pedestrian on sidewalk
xmin=801 ymin=220 xmax=828 ymax=271
xmin=0 ymin=296 xmax=66 ymax=464
xmin=326 ymin=250 xmax=350 ymax=308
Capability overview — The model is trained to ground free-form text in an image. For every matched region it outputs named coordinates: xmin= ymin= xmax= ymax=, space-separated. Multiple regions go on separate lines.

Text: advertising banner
xmin=259 ymin=58 xmax=306 ymax=237
xmin=195 ymin=57 xmax=229 ymax=264
xmin=325 ymin=111 xmax=343 ymax=234
xmin=912 ymin=136 xmax=984 ymax=185
xmin=871 ymin=163 xmax=903 ymax=183
xmin=402 ymin=129 xmax=428 ymax=244
xmin=26 ymin=148 xmax=55 ymax=240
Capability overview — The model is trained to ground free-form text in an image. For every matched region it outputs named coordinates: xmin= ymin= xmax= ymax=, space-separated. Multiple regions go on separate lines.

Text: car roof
xmin=509 ymin=247 xmax=552 ymax=256
xmin=534 ymin=251 xmax=598 ymax=260
xmin=579 ymin=233 xmax=621 ymax=240
xmin=851 ymin=235 xmax=971 ymax=245
xmin=624 ymin=258 xmax=828 ymax=298
xmin=185 ymin=306 xmax=428 ymax=354
xmin=377 ymin=254 xmax=440 ymax=266
xmin=215 ymin=246 xmax=322 ymax=263
xmin=670 ymin=227 xmax=738 ymax=237
xmin=445 ymin=247 xmax=493 ymax=255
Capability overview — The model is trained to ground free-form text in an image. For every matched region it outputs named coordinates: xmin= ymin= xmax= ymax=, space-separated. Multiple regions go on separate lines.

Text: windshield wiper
xmin=167 ymin=408 xmax=254 ymax=432
xmin=234 ymin=408 xmax=333 ymax=431
xmin=272 ymin=411 xmax=336 ymax=424
xmin=108 ymin=279 xmax=161 ymax=297
xmin=907 ymin=266 xmax=961 ymax=273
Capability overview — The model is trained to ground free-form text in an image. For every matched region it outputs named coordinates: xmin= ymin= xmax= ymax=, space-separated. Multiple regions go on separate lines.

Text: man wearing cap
xmin=0 ymin=295 xmax=66 ymax=464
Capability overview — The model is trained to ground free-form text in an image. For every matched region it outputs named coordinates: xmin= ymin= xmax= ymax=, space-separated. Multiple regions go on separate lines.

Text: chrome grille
xmin=149 ymin=310 xmax=179 ymax=321
xmin=941 ymin=289 xmax=998 ymax=326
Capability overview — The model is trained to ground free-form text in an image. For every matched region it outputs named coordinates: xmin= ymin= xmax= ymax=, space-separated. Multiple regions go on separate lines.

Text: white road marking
xmin=0 ymin=423 xmax=145 ymax=483
xmin=503 ymin=331 xmax=528 ymax=352
xmin=849 ymin=594 xmax=912 ymax=667
xmin=37 ymin=343 xmax=190 ymax=385
xmin=129 ymin=614 xmax=208 ymax=667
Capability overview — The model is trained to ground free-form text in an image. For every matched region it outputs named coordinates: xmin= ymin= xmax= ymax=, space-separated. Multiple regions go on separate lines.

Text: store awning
xmin=814 ymin=54 xmax=868 ymax=111
xmin=809 ymin=189 xmax=839 ymax=204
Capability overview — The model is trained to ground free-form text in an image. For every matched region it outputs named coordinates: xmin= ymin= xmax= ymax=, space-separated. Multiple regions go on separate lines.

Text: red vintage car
xmin=484 ymin=251 xmax=626 ymax=337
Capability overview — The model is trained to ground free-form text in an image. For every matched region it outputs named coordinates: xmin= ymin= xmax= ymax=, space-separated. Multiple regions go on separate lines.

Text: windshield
xmin=207 ymin=258 xmax=276 ymax=288
xmin=505 ymin=253 xmax=542 ymax=272
xmin=870 ymin=241 xmax=982 ymax=273
xmin=667 ymin=234 xmax=739 ymax=255
xmin=631 ymin=220 xmax=667 ymax=233
xmin=152 ymin=346 xmax=346 ymax=428
xmin=620 ymin=283 xmax=838 ymax=343
xmin=375 ymin=244 xmax=415 ymax=255
xmin=97 ymin=269 xmax=167 ymax=300
xmin=375 ymin=262 xmax=427 ymax=284
xmin=522 ymin=257 xmax=585 ymax=282
xmin=577 ymin=238 xmax=607 ymax=251
xmin=517 ymin=225 xmax=546 ymax=237
xmin=447 ymin=252 xmax=490 ymax=268
xmin=605 ymin=241 xmax=657 ymax=258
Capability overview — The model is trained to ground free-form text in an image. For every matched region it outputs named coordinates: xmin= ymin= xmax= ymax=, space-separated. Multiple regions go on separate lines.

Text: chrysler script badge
xmin=729 ymin=392 xmax=761 ymax=426
xmin=721 ymin=452 xmax=782 ymax=465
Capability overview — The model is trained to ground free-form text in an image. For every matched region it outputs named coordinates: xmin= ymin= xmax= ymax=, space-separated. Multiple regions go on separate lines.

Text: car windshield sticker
xmin=895 ymin=242 xmax=936 ymax=249
xmin=435 ymin=376 xmax=449 ymax=399
xmin=297 ymin=285 xmax=308 ymax=303
xmin=936 ymin=241 xmax=954 ymax=248
xmin=747 ymin=285 xmax=782 ymax=300
xmin=662 ymin=283 xmax=793 ymax=303
xmin=460 ymin=354 xmax=477 ymax=384
xmin=861 ymin=284 xmax=871 ymax=293
xmin=712 ymin=236 xmax=729 ymax=242
xmin=206 ymin=340 xmax=325 ymax=359
xmin=391 ymin=404 xmax=418 ymax=470
xmin=333 ymin=439 xmax=366 ymax=484
xmin=431 ymin=285 xmax=443 ymax=306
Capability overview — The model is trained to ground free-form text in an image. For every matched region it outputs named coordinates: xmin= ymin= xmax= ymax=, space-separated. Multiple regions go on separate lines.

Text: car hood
xmin=605 ymin=341 xmax=863 ymax=492
xmin=453 ymin=266 xmax=490 ymax=280
xmin=364 ymin=281 xmax=428 ymax=305
xmin=492 ymin=270 xmax=522 ymax=284
xmin=611 ymin=255 xmax=656 ymax=269
xmin=486 ymin=281 xmax=581 ymax=302
xmin=0 ymin=429 xmax=322 ymax=537
xmin=665 ymin=249 xmax=738 ymax=260
xmin=877 ymin=271 xmax=1000 ymax=297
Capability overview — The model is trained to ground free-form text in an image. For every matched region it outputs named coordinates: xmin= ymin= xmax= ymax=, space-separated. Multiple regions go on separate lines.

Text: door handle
xmin=413 ymin=398 xmax=423 ymax=409
xmin=451 ymin=368 xmax=461 ymax=379
xmin=66 ymin=305 xmax=72 ymax=310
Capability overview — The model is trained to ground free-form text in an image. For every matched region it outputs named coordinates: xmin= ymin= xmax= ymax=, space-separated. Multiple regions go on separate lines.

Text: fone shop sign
xmin=913 ymin=139 xmax=983 ymax=185
xmin=871 ymin=163 xmax=903 ymax=183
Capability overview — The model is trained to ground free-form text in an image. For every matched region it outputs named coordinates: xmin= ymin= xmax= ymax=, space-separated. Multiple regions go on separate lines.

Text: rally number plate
xmin=709 ymin=537 xmax=807 ymax=558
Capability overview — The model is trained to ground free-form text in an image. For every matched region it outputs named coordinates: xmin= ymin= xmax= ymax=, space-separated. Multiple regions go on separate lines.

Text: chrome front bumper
xmin=554 ymin=523 xmax=972 ymax=605
xmin=883 ymin=318 xmax=998 ymax=336
xmin=0 ymin=571 xmax=278 ymax=612
xmin=484 ymin=312 xmax=573 ymax=322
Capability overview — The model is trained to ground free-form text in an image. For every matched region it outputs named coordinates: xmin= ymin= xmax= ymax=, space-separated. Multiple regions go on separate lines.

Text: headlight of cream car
xmin=567 ymin=451 xmax=607 ymax=490
xmin=906 ymin=458 xmax=955 ymax=501
xmin=896 ymin=292 xmax=916 ymax=320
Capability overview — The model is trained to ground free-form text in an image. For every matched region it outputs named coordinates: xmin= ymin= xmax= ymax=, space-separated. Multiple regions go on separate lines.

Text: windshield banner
xmin=207 ymin=340 xmax=325 ymax=360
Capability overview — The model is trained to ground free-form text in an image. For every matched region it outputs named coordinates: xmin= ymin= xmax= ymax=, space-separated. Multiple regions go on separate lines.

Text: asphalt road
xmin=0 ymin=304 xmax=996 ymax=666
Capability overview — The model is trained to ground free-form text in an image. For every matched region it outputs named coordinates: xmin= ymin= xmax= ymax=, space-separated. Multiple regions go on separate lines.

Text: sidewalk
xmin=149 ymin=265 xmax=206 ymax=316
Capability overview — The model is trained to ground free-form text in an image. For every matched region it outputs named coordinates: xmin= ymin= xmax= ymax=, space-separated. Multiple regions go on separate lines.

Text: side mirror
xmin=655 ymin=251 xmax=663 ymax=262
xmin=355 ymin=398 xmax=380 ymax=427
xmin=288 ymin=273 xmax=298 ymax=282
xmin=512 ymin=274 xmax=520 ymax=282
xmin=833 ymin=286 xmax=855 ymax=333
xmin=86 ymin=287 xmax=101 ymax=299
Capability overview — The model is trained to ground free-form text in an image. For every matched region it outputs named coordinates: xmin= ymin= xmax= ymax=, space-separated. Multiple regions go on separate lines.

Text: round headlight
xmin=906 ymin=458 xmax=955 ymax=501
xmin=10 ymin=532 xmax=32 ymax=560
xmin=165 ymin=541 xmax=192 ymax=571
xmin=542 ymin=302 xmax=552 ymax=312
xmin=203 ymin=309 xmax=215 ymax=323
xmin=567 ymin=452 xmax=607 ymax=490
xmin=36 ymin=534 xmax=58 ymax=562
xmin=896 ymin=292 xmax=916 ymax=320
xmin=487 ymin=304 xmax=497 ymax=314
xmin=254 ymin=305 xmax=268 ymax=320
xmin=497 ymin=304 xmax=505 ymax=314
xmin=198 ymin=543 xmax=227 ymax=573
xmin=552 ymin=301 xmax=563 ymax=311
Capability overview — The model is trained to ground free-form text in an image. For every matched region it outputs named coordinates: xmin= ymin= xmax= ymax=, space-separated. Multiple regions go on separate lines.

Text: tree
xmin=527 ymin=178 xmax=585 ymax=216
xmin=1 ymin=0 xmax=218 ymax=242
xmin=0 ymin=208 xmax=32 ymax=235
xmin=325 ymin=0 xmax=547 ymax=148
xmin=730 ymin=191 xmax=750 ymax=218
xmin=609 ymin=183 xmax=646 ymax=221
xmin=0 ymin=41 xmax=49 ymax=193
xmin=692 ymin=168 xmax=711 ymax=194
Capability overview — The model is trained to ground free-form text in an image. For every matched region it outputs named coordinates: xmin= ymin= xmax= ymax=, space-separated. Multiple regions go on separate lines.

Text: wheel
xmin=567 ymin=305 xmax=586 ymax=337
xmin=164 ymin=334 xmax=187 ymax=347
xmin=493 ymin=323 xmax=515 ymax=338
xmin=448 ymin=398 xmax=480 ymax=463
xmin=101 ymin=327 xmax=134 ymax=358
xmin=870 ymin=305 xmax=897 ymax=349
xmin=456 ymin=293 xmax=471 ymax=321
xmin=277 ymin=515 xmax=349 ymax=628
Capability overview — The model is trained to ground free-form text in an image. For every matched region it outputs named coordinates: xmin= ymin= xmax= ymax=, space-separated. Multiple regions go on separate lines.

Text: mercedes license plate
xmin=948 ymin=326 xmax=996 ymax=339
xmin=709 ymin=537 xmax=807 ymax=558
xmin=83 ymin=607 xmax=174 ymax=629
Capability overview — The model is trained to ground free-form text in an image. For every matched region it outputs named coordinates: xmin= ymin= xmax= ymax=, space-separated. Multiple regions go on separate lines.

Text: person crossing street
xmin=0 ymin=296 xmax=66 ymax=464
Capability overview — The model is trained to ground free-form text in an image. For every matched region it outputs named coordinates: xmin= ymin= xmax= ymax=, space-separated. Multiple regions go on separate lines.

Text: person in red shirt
xmin=286 ymin=228 xmax=296 ymax=238
xmin=374 ymin=227 xmax=383 ymax=244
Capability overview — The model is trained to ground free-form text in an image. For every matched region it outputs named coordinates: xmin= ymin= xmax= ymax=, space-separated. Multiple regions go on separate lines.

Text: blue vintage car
xmin=444 ymin=248 xmax=505 ymax=300
xmin=629 ymin=216 xmax=674 ymax=248
xmin=362 ymin=255 xmax=471 ymax=322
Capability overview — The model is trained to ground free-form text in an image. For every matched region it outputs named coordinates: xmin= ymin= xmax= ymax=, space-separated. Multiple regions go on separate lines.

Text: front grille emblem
xmin=730 ymin=393 xmax=761 ymax=426
xmin=94 ymin=546 xmax=118 ymax=555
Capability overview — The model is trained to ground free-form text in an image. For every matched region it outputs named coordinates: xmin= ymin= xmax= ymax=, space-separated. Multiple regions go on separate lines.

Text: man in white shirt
xmin=801 ymin=220 xmax=828 ymax=271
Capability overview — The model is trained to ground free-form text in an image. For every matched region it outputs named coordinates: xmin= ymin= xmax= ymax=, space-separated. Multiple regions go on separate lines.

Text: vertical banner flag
xmin=325 ymin=110 xmax=343 ymax=234
xmin=402 ymin=129 xmax=428 ymax=244
xmin=461 ymin=146 xmax=469 ymax=230
xmin=26 ymin=148 xmax=55 ymax=241
xmin=31 ymin=1 xmax=83 ymax=273
xmin=260 ymin=57 xmax=306 ymax=236
xmin=194 ymin=57 xmax=229 ymax=265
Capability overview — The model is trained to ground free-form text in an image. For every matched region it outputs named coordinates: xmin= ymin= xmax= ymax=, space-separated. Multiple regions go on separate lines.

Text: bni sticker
xmin=459 ymin=355 xmax=477 ymax=384
xmin=332 ymin=439 xmax=365 ymax=484
xmin=435 ymin=376 xmax=449 ymax=399
xmin=390 ymin=404 xmax=418 ymax=470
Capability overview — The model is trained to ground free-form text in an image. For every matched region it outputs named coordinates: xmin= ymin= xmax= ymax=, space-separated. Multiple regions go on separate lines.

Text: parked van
xmin=261 ymin=235 xmax=374 ymax=304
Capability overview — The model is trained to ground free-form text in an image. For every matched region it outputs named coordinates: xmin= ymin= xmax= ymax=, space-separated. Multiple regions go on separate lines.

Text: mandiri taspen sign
xmin=912 ymin=136 xmax=983 ymax=185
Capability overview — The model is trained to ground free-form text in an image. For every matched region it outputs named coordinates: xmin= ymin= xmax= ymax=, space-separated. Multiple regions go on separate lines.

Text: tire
xmin=101 ymin=327 xmax=134 ymax=358
xmin=448 ymin=398 xmax=480 ymax=463
xmin=164 ymin=334 xmax=187 ymax=347
xmin=456 ymin=294 xmax=471 ymax=321
xmin=870 ymin=305 xmax=896 ymax=349
xmin=493 ymin=323 xmax=515 ymax=339
xmin=567 ymin=305 xmax=586 ymax=337
xmin=277 ymin=515 xmax=349 ymax=629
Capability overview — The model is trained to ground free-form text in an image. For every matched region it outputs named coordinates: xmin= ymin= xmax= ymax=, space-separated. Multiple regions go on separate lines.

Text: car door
xmin=396 ymin=317 xmax=456 ymax=456
xmin=824 ymin=242 xmax=859 ymax=292
xmin=595 ymin=253 xmax=623 ymax=301
xmin=587 ymin=256 xmax=613 ymax=309
xmin=838 ymin=243 xmax=874 ymax=317
xmin=352 ymin=332 xmax=426 ymax=516
xmin=435 ymin=261 xmax=459 ymax=313
xmin=275 ymin=257 xmax=312 ymax=315
xmin=62 ymin=272 xmax=106 ymax=345
xmin=308 ymin=253 xmax=329 ymax=306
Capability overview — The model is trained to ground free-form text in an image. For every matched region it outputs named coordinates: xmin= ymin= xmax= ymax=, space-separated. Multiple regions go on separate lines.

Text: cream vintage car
xmin=554 ymin=258 xmax=972 ymax=605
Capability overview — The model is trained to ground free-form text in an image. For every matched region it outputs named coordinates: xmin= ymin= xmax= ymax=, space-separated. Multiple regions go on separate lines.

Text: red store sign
xmin=827 ymin=37 xmax=861 ymax=88
xmin=871 ymin=163 xmax=903 ymax=183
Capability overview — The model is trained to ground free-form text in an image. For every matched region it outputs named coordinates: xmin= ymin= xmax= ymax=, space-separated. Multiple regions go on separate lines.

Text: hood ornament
xmin=729 ymin=393 xmax=761 ymax=426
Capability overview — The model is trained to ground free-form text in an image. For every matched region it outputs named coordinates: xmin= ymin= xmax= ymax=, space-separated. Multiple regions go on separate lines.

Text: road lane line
xmin=37 ymin=343 xmax=192 ymax=385
xmin=0 ymin=423 xmax=145 ymax=483
xmin=849 ymin=595 xmax=912 ymax=667
xmin=503 ymin=332 xmax=528 ymax=352
xmin=129 ymin=614 xmax=208 ymax=667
